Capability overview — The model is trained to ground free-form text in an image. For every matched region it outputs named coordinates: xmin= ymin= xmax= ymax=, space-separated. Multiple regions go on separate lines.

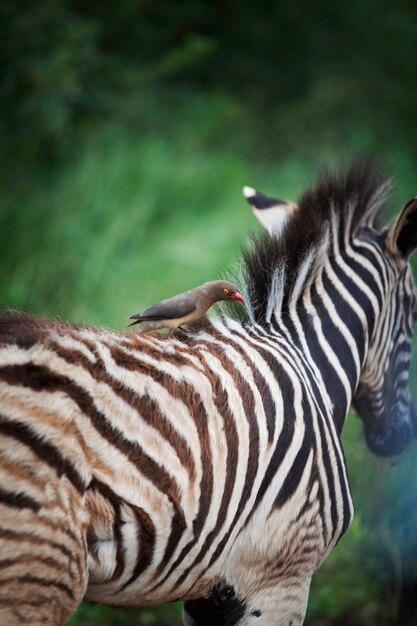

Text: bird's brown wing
xmin=129 ymin=292 xmax=197 ymax=322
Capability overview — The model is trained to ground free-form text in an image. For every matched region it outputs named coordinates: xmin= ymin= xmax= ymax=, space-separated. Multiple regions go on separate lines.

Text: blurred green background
xmin=1 ymin=1 xmax=417 ymax=624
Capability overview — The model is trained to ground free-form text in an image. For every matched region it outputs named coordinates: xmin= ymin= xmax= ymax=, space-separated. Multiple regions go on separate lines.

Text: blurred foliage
xmin=2 ymin=0 xmax=417 ymax=160
xmin=66 ymin=601 xmax=183 ymax=626
xmin=2 ymin=1 xmax=417 ymax=625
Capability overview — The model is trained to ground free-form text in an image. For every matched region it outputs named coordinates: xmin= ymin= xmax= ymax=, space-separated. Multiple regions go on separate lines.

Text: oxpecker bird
xmin=243 ymin=186 xmax=298 ymax=234
xmin=128 ymin=280 xmax=244 ymax=333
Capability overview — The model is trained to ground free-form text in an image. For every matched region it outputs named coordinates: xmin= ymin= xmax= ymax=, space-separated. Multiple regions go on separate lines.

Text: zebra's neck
xmin=269 ymin=243 xmax=382 ymax=432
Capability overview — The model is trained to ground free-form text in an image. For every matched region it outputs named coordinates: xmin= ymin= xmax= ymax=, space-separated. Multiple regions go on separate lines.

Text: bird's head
xmin=215 ymin=281 xmax=244 ymax=303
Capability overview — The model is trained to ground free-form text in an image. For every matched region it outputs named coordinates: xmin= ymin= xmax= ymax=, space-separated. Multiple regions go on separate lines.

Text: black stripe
xmin=273 ymin=396 xmax=315 ymax=509
xmin=314 ymin=412 xmax=337 ymax=539
xmin=331 ymin=259 xmax=375 ymax=337
xmin=235 ymin=325 xmax=276 ymax=443
xmin=0 ymin=526 xmax=74 ymax=562
xmin=322 ymin=268 xmax=366 ymax=364
xmin=340 ymin=249 xmax=383 ymax=309
xmin=253 ymin=403 xmax=294 ymax=501
xmin=0 ymin=554 xmax=64 ymax=571
xmin=0 ymin=487 xmax=40 ymax=512
xmin=296 ymin=301 xmax=348 ymax=431
xmin=3 ymin=575 xmax=73 ymax=599
xmin=89 ymin=479 xmax=125 ymax=582
xmin=0 ymin=412 xmax=86 ymax=494
xmin=310 ymin=282 xmax=357 ymax=388
xmin=121 ymin=504 xmax=156 ymax=589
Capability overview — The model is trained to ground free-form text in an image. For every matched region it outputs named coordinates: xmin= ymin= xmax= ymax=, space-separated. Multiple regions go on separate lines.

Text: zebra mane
xmin=239 ymin=156 xmax=390 ymax=325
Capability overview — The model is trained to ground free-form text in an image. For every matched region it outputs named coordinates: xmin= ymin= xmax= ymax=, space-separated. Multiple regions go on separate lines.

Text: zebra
xmin=0 ymin=158 xmax=416 ymax=626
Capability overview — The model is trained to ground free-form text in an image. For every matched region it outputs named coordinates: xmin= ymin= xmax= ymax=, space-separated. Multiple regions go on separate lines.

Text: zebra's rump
xmin=0 ymin=379 xmax=89 ymax=625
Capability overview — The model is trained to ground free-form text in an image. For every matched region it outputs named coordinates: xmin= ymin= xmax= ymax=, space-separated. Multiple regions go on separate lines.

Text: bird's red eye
xmin=223 ymin=289 xmax=229 ymax=295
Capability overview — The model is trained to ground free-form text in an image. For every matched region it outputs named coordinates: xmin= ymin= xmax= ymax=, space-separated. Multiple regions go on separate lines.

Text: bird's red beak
xmin=229 ymin=291 xmax=244 ymax=302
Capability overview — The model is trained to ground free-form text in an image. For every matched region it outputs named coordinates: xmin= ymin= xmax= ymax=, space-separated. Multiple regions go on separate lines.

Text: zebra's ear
xmin=389 ymin=198 xmax=417 ymax=258
xmin=243 ymin=186 xmax=298 ymax=235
